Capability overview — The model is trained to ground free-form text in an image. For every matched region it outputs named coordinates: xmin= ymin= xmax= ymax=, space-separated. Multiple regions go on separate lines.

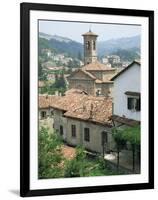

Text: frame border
xmin=20 ymin=2 xmax=154 ymax=197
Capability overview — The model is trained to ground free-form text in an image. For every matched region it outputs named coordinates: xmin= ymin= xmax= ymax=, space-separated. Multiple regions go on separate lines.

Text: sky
xmin=39 ymin=20 xmax=141 ymax=43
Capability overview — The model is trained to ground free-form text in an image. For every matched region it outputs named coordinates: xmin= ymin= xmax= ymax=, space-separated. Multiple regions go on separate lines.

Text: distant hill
xmin=39 ymin=32 xmax=140 ymax=61
xmin=39 ymin=32 xmax=83 ymax=58
xmin=97 ymin=35 xmax=140 ymax=57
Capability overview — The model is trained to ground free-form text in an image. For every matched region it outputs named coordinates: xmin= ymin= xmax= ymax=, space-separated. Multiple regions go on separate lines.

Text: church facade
xmin=67 ymin=30 xmax=117 ymax=96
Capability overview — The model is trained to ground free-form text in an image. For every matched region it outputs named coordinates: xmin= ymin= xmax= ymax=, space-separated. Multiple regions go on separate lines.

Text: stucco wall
xmin=113 ymin=63 xmax=140 ymax=120
xmin=53 ymin=109 xmax=115 ymax=153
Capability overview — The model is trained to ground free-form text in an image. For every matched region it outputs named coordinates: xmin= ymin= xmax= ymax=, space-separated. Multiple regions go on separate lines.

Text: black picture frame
xmin=20 ymin=2 xmax=154 ymax=197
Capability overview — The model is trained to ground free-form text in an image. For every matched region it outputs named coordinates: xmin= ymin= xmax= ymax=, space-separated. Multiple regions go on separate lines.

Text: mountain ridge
xmin=39 ymin=32 xmax=140 ymax=61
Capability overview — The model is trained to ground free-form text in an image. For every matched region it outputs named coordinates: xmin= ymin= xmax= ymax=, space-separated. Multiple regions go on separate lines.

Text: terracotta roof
xmin=111 ymin=61 xmax=140 ymax=81
xmin=50 ymin=93 xmax=112 ymax=126
xmin=65 ymin=89 xmax=88 ymax=95
xmin=64 ymin=96 xmax=112 ymax=126
xmin=49 ymin=93 xmax=88 ymax=111
xmin=82 ymin=30 xmax=98 ymax=36
xmin=82 ymin=60 xmax=116 ymax=71
xmin=39 ymin=95 xmax=61 ymax=109
xmin=110 ymin=115 xmax=140 ymax=127
xmin=67 ymin=69 xmax=96 ymax=80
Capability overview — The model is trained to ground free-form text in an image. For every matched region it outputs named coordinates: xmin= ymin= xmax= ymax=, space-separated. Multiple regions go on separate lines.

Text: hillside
xmin=39 ymin=32 xmax=140 ymax=61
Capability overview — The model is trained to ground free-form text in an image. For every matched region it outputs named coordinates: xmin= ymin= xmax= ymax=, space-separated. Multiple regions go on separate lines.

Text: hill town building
xmin=67 ymin=30 xmax=117 ymax=97
xmin=39 ymin=92 xmax=115 ymax=153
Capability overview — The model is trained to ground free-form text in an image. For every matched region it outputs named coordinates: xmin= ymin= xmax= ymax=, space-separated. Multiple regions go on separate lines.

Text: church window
xmin=86 ymin=41 xmax=90 ymax=50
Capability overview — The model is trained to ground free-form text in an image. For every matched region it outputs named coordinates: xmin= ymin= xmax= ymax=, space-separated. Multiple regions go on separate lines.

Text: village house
xmin=38 ymin=81 xmax=46 ymax=94
xmin=39 ymin=91 xmax=115 ymax=154
xmin=67 ymin=30 xmax=117 ymax=97
xmin=111 ymin=60 xmax=141 ymax=125
xmin=38 ymin=95 xmax=58 ymax=119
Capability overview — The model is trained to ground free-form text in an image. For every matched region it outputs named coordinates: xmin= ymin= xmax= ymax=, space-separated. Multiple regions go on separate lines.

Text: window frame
xmin=84 ymin=127 xmax=90 ymax=142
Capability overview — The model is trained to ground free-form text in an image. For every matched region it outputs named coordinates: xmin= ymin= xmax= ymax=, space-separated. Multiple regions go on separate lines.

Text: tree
xmin=112 ymin=125 xmax=140 ymax=173
xmin=38 ymin=127 xmax=64 ymax=178
xmin=64 ymin=146 xmax=86 ymax=177
xmin=112 ymin=128 xmax=126 ymax=171
xmin=121 ymin=125 xmax=140 ymax=172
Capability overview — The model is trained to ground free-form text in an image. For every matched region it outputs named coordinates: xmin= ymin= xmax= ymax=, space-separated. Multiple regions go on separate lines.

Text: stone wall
xmin=69 ymin=79 xmax=95 ymax=95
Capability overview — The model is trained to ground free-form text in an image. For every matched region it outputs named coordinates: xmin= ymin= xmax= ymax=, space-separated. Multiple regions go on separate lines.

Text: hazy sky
xmin=39 ymin=20 xmax=141 ymax=43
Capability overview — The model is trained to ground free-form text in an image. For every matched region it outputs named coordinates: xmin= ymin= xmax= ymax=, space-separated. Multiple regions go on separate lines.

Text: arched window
xmin=86 ymin=41 xmax=90 ymax=50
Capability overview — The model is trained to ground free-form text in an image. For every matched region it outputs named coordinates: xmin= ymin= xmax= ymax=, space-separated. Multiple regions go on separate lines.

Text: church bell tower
xmin=82 ymin=29 xmax=98 ymax=65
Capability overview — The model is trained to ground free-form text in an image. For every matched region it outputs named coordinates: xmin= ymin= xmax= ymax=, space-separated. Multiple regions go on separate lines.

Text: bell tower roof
xmin=82 ymin=30 xmax=98 ymax=36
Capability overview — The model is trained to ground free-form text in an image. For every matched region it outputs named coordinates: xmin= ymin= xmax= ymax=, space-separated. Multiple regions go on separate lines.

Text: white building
xmin=111 ymin=61 xmax=140 ymax=122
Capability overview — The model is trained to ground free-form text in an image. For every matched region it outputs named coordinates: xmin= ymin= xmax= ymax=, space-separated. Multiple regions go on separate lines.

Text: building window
xmin=101 ymin=131 xmax=108 ymax=146
xmin=86 ymin=41 xmax=90 ymax=50
xmin=96 ymin=89 xmax=101 ymax=96
xmin=60 ymin=125 xmax=63 ymax=136
xmin=71 ymin=125 xmax=76 ymax=138
xmin=127 ymin=97 xmax=141 ymax=111
xmin=84 ymin=128 xmax=90 ymax=142
xmin=41 ymin=111 xmax=46 ymax=119
xmin=51 ymin=110 xmax=54 ymax=116
xmin=93 ymin=40 xmax=96 ymax=50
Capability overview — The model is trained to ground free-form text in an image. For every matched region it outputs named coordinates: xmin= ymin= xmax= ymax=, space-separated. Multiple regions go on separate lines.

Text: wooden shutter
xmin=136 ymin=98 xmax=141 ymax=111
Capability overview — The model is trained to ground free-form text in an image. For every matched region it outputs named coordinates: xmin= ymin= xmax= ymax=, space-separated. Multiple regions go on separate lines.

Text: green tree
xmin=121 ymin=125 xmax=140 ymax=172
xmin=112 ymin=128 xmax=126 ymax=171
xmin=64 ymin=146 xmax=86 ymax=177
xmin=38 ymin=127 xmax=64 ymax=179
xmin=112 ymin=125 xmax=140 ymax=173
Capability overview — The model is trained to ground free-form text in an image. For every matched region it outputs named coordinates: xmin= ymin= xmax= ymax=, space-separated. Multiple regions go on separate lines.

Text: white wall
xmin=0 ymin=0 xmax=157 ymax=200
xmin=113 ymin=63 xmax=140 ymax=120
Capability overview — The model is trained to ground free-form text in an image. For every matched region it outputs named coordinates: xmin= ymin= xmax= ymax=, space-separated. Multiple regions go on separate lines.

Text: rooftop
xmin=110 ymin=115 xmax=140 ymax=127
xmin=39 ymin=93 xmax=113 ymax=126
xmin=111 ymin=61 xmax=140 ymax=81
xmin=82 ymin=30 xmax=98 ymax=37
xmin=82 ymin=60 xmax=116 ymax=71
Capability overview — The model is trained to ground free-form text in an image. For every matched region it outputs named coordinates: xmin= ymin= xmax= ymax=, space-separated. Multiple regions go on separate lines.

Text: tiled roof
xmin=50 ymin=93 xmax=112 ymax=126
xmin=65 ymin=89 xmax=88 ymax=95
xmin=67 ymin=69 xmax=96 ymax=80
xmin=39 ymin=92 xmax=112 ymax=126
xmin=110 ymin=115 xmax=140 ymax=127
xmin=39 ymin=95 xmax=61 ymax=109
xmin=82 ymin=60 xmax=116 ymax=71
xmin=64 ymin=96 xmax=112 ymax=126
